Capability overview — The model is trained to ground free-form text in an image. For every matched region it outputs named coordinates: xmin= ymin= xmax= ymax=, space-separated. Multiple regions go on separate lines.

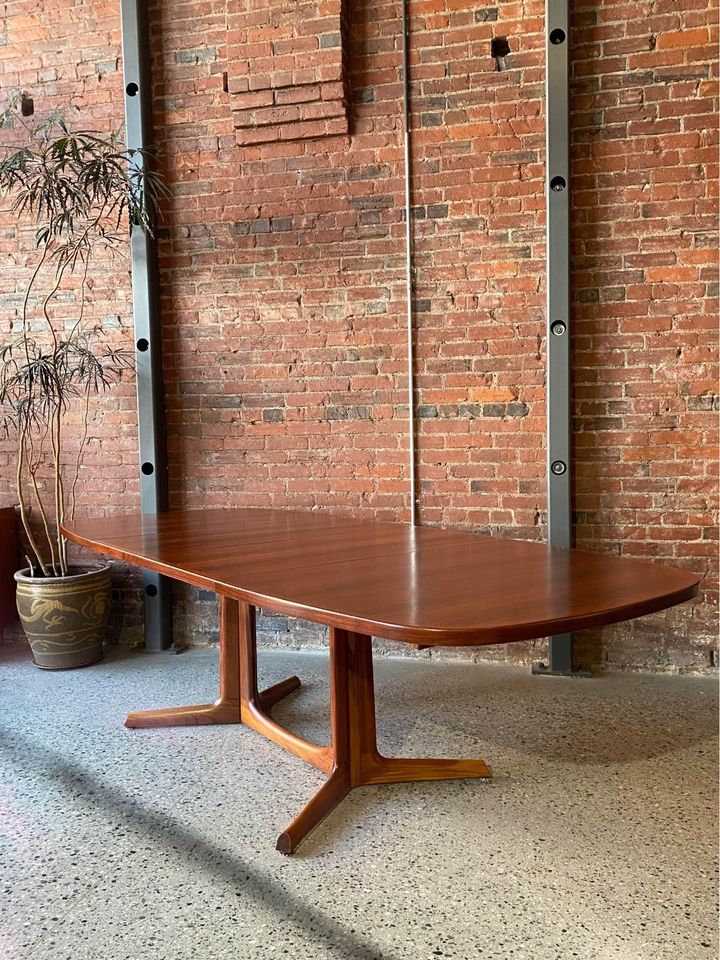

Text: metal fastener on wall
xmin=533 ymin=0 xmax=590 ymax=678
xmin=120 ymin=0 xmax=173 ymax=651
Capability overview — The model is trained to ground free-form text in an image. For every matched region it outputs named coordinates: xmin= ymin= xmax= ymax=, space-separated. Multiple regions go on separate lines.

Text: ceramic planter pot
xmin=14 ymin=565 xmax=111 ymax=669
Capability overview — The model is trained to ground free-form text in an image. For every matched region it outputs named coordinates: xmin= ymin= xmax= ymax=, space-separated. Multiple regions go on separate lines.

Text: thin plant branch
xmin=16 ymin=425 xmax=50 ymax=576
xmin=69 ymin=379 xmax=92 ymax=525
xmin=0 ymin=107 xmax=159 ymax=578
xmin=27 ymin=422 xmax=58 ymax=574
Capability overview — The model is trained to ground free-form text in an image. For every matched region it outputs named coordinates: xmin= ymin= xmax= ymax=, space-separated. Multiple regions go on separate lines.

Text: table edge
xmin=61 ymin=520 xmax=700 ymax=647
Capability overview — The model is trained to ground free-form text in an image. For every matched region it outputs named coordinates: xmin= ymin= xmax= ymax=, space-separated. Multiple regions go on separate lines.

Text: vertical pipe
xmin=401 ymin=0 xmax=418 ymax=526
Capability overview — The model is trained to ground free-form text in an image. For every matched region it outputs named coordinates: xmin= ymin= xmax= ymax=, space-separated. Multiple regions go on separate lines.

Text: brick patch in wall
xmin=226 ymin=0 xmax=349 ymax=145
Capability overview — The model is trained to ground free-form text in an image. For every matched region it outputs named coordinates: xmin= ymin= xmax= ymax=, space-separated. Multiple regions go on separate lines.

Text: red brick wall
xmin=0 ymin=1 xmax=144 ymax=641
xmin=570 ymin=0 xmax=719 ymax=669
xmin=0 ymin=0 xmax=717 ymax=671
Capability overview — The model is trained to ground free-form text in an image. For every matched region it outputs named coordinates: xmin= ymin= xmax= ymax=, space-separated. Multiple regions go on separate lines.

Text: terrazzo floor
xmin=0 ymin=643 xmax=717 ymax=960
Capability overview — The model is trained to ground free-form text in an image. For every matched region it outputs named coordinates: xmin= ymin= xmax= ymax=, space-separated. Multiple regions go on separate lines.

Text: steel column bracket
xmin=121 ymin=0 xmax=173 ymax=651
xmin=535 ymin=0 xmax=590 ymax=678
xmin=532 ymin=636 xmax=592 ymax=678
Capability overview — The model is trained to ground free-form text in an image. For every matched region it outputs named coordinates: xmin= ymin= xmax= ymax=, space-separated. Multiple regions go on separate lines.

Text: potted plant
xmin=0 ymin=106 xmax=162 ymax=668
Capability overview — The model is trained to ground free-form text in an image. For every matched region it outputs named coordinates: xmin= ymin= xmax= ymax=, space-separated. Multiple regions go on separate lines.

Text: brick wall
xmin=0 ymin=0 xmax=717 ymax=671
xmin=0 ymin=0 xmax=144 ymax=643
xmin=570 ymin=0 xmax=719 ymax=670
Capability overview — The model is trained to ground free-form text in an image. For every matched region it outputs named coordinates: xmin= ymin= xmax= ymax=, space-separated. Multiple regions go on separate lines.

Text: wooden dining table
xmin=62 ymin=508 xmax=700 ymax=853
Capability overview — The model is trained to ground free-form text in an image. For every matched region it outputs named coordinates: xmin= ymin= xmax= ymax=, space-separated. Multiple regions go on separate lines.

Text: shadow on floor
xmin=0 ymin=727 xmax=395 ymax=960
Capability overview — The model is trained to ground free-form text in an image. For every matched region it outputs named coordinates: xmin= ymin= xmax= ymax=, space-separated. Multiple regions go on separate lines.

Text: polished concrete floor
xmin=0 ymin=643 xmax=717 ymax=960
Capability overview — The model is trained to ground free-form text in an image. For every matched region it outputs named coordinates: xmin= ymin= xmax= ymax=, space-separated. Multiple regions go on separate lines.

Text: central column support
xmin=276 ymin=628 xmax=492 ymax=854
xmin=125 ymin=600 xmax=492 ymax=853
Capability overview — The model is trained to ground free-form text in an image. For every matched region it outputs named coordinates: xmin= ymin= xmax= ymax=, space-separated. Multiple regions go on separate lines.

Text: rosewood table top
xmin=64 ymin=507 xmax=699 ymax=647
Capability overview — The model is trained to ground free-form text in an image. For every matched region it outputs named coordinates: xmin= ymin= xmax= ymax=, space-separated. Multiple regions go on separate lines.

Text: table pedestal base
xmin=125 ymin=597 xmax=492 ymax=853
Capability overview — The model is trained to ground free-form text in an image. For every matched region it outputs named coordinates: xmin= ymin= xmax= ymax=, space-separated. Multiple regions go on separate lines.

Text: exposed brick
xmin=319 ymin=32 xmax=342 ymax=49
xmin=226 ymin=3 xmax=348 ymax=144
xmin=482 ymin=404 xmax=507 ymax=418
xmin=176 ymin=47 xmax=217 ymax=64
xmin=325 ymin=405 xmax=371 ymax=421
xmin=507 ymin=402 xmax=529 ymax=418
xmin=0 ymin=0 xmax=714 ymax=676
xmin=274 ymin=84 xmax=320 ymax=105
xmin=263 ymin=409 xmax=284 ymax=422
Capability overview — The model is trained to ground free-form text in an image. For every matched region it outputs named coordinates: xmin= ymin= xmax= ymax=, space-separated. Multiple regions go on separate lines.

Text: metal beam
xmin=534 ymin=0 xmax=589 ymax=678
xmin=120 ymin=0 xmax=173 ymax=651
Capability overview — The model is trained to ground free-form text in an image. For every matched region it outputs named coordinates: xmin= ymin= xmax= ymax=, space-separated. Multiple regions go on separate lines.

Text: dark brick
xmin=176 ymin=47 xmax=217 ymax=63
xmin=577 ymin=288 xmax=600 ymax=303
xmin=349 ymin=195 xmax=394 ymax=210
xmin=482 ymin=404 xmax=507 ymax=418
xmin=654 ymin=66 xmax=709 ymax=83
xmin=688 ymin=396 xmax=718 ymax=412
xmin=319 ymin=32 xmax=342 ymax=49
xmin=326 ymin=405 xmax=371 ymax=421
xmin=459 ymin=404 xmax=483 ymax=418
xmin=492 ymin=151 xmax=538 ymax=165
xmin=347 ymin=164 xmax=385 ymax=181
xmin=506 ymin=402 xmax=529 ymax=418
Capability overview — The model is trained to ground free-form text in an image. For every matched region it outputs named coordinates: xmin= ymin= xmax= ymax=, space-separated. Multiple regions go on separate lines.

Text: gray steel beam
xmin=120 ymin=0 xmax=173 ymax=651
xmin=534 ymin=0 xmax=589 ymax=678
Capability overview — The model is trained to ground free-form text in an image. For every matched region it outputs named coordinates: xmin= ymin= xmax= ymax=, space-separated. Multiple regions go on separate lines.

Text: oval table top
xmin=62 ymin=508 xmax=699 ymax=646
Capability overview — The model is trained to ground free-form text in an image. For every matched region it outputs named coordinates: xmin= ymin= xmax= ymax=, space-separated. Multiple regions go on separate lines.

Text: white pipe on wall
xmin=401 ymin=0 xmax=417 ymax=526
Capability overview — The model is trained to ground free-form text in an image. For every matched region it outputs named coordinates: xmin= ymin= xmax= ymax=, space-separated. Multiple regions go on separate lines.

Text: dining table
xmin=62 ymin=508 xmax=700 ymax=853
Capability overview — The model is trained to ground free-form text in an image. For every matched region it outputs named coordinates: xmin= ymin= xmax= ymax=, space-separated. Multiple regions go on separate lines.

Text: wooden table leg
xmin=346 ymin=631 xmax=492 ymax=783
xmin=276 ymin=628 xmax=492 ymax=853
xmin=238 ymin=602 xmax=333 ymax=773
xmin=276 ymin=770 xmax=351 ymax=854
xmin=127 ymin=604 xmax=491 ymax=854
xmin=125 ymin=596 xmax=303 ymax=730
xmin=275 ymin=623 xmax=352 ymax=852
